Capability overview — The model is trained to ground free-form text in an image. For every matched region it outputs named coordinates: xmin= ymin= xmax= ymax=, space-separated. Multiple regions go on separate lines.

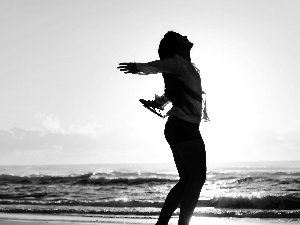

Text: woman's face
xmin=176 ymin=34 xmax=193 ymax=51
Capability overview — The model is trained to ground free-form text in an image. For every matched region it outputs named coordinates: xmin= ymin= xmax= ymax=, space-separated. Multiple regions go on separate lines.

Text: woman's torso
xmin=166 ymin=56 xmax=202 ymax=124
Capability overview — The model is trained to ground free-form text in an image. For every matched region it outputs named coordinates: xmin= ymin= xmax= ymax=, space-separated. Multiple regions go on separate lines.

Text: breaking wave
xmin=1 ymin=195 xmax=300 ymax=210
xmin=0 ymin=173 xmax=177 ymax=185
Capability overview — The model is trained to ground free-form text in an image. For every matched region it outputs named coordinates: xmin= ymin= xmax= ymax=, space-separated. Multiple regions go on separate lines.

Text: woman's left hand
xmin=117 ymin=63 xmax=139 ymax=74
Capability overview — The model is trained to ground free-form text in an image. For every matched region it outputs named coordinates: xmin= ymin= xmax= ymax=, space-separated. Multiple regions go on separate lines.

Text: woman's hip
xmin=164 ymin=116 xmax=202 ymax=146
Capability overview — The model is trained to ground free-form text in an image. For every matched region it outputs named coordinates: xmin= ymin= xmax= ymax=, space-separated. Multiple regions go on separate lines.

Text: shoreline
xmin=0 ymin=213 xmax=300 ymax=225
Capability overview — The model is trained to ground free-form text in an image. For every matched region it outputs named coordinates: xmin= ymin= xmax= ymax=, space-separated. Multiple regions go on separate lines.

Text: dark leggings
xmin=156 ymin=116 xmax=206 ymax=225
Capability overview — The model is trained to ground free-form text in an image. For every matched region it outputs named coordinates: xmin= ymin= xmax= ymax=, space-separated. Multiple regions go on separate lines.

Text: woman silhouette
xmin=118 ymin=31 xmax=207 ymax=225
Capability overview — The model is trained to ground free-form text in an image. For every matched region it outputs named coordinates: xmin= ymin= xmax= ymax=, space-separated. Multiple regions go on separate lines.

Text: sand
xmin=0 ymin=213 xmax=300 ymax=225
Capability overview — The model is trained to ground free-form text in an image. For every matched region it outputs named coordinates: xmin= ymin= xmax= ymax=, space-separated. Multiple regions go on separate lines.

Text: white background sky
xmin=1 ymin=0 xmax=300 ymax=165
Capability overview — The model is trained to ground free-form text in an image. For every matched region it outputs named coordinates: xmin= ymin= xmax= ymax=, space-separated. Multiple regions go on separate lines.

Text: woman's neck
xmin=177 ymin=51 xmax=191 ymax=61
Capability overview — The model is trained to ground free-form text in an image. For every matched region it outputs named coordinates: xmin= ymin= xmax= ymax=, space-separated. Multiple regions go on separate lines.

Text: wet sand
xmin=1 ymin=213 xmax=300 ymax=225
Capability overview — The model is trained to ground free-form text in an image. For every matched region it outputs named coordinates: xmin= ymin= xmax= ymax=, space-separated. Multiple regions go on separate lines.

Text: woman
xmin=118 ymin=31 xmax=207 ymax=225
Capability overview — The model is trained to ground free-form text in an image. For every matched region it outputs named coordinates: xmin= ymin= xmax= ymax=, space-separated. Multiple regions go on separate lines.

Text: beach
xmin=1 ymin=213 xmax=300 ymax=225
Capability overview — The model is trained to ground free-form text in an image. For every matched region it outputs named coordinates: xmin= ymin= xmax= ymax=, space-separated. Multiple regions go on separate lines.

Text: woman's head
xmin=158 ymin=31 xmax=193 ymax=60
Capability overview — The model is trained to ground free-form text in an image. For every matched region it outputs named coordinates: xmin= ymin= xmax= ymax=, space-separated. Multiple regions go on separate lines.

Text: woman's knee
xmin=190 ymin=170 xmax=206 ymax=187
xmin=178 ymin=177 xmax=189 ymax=187
xmin=198 ymin=167 xmax=207 ymax=183
xmin=198 ymin=172 xmax=206 ymax=186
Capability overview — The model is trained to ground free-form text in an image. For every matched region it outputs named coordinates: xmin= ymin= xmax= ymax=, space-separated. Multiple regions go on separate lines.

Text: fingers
xmin=118 ymin=69 xmax=131 ymax=74
xmin=118 ymin=68 xmax=131 ymax=74
xmin=118 ymin=63 xmax=130 ymax=66
xmin=117 ymin=63 xmax=129 ymax=70
xmin=118 ymin=67 xmax=128 ymax=71
xmin=117 ymin=62 xmax=135 ymax=74
xmin=117 ymin=65 xmax=127 ymax=69
xmin=117 ymin=64 xmax=128 ymax=73
xmin=117 ymin=63 xmax=131 ymax=68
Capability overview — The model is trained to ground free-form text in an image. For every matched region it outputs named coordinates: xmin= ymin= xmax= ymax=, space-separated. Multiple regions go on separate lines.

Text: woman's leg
xmin=156 ymin=145 xmax=188 ymax=225
xmin=157 ymin=116 xmax=205 ymax=225
xmin=176 ymin=138 xmax=206 ymax=225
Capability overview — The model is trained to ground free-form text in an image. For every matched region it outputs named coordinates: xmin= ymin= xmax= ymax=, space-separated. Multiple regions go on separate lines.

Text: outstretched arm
xmin=118 ymin=55 xmax=181 ymax=75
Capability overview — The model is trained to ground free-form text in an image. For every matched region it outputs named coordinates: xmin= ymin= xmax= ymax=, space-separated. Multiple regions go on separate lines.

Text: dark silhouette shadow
xmin=118 ymin=31 xmax=207 ymax=225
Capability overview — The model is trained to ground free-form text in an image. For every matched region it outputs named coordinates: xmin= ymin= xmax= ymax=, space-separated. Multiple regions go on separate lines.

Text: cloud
xmin=34 ymin=113 xmax=104 ymax=137
xmin=243 ymin=124 xmax=300 ymax=160
xmin=68 ymin=124 xmax=104 ymax=138
xmin=0 ymin=113 xmax=158 ymax=164
xmin=35 ymin=113 xmax=62 ymax=133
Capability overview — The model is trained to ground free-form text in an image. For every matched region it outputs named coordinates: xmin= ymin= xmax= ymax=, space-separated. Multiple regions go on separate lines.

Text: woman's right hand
xmin=117 ymin=63 xmax=139 ymax=74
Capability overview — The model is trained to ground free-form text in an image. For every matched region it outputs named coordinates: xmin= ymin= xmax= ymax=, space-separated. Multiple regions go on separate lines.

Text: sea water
xmin=0 ymin=161 xmax=299 ymax=218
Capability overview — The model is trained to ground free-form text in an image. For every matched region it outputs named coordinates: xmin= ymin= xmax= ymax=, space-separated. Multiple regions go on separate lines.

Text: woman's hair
xmin=159 ymin=31 xmax=202 ymax=117
xmin=158 ymin=31 xmax=180 ymax=60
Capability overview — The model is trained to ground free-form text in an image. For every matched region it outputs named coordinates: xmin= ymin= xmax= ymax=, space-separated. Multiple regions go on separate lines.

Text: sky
xmin=0 ymin=0 xmax=300 ymax=165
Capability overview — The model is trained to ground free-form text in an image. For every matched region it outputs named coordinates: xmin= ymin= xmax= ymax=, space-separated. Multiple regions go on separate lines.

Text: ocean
xmin=0 ymin=161 xmax=299 ymax=219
